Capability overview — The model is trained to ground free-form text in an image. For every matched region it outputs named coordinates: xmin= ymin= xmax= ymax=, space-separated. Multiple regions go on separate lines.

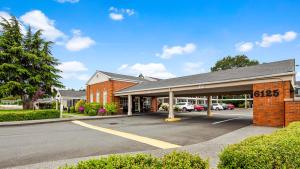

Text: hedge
xmin=218 ymin=122 xmax=300 ymax=169
xmin=60 ymin=151 xmax=209 ymax=169
xmin=0 ymin=109 xmax=60 ymax=122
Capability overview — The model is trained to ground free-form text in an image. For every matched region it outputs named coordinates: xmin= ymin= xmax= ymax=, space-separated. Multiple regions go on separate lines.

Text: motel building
xmin=86 ymin=59 xmax=300 ymax=127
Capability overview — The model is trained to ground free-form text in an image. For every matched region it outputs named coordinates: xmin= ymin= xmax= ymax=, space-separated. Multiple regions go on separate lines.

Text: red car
xmin=227 ymin=103 xmax=235 ymax=110
xmin=194 ymin=105 xmax=205 ymax=111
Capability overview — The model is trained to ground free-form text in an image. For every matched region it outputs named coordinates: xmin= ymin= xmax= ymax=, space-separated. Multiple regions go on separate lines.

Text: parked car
xmin=200 ymin=104 xmax=208 ymax=110
xmin=175 ymin=102 xmax=194 ymax=112
xmin=221 ymin=103 xmax=228 ymax=110
xmin=212 ymin=103 xmax=224 ymax=110
xmin=194 ymin=104 xmax=205 ymax=111
xmin=226 ymin=103 xmax=235 ymax=110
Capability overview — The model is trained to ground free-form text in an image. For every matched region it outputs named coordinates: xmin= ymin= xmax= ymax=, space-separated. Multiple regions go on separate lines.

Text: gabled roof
xmin=96 ymin=70 xmax=150 ymax=83
xmin=117 ymin=59 xmax=295 ymax=93
xmin=59 ymin=90 xmax=86 ymax=98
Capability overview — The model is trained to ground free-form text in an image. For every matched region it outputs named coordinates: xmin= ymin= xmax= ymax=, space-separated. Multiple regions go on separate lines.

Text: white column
xmin=128 ymin=95 xmax=132 ymax=116
xmin=207 ymin=96 xmax=212 ymax=116
xmin=59 ymin=98 xmax=63 ymax=118
xmin=56 ymin=99 xmax=58 ymax=110
xmin=138 ymin=97 xmax=141 ymax=113
xmin=244 ymin=94 xmax=247 ymax=109
xmin=168 ymin=91 xmax=174 ymax=119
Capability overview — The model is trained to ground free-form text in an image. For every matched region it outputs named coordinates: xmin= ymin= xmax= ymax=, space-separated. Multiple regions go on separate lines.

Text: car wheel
xmin=182 ymin=107 xmax=187 ymax=112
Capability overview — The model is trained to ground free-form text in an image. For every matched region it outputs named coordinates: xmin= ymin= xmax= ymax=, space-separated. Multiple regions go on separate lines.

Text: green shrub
xmin=0 ymin=109 xmax=60 ymax=122
xmin=218 ymin=122 xmax=300 ymax=169
xmin=60 ymin=151 xmax=208 ymax=169
xmin=70 ymin=106 xmax=75 ymax=113
xmin=83 ymin=103 xmax=91 ymax=114
xmin=174 ymin=106 xmax=180 ymax=112
xmin=162 ymin=151 xmax=209 ymax=169
xmin=104 ymin=103 xmax=117 ymax=114
xmin=88 ymin=109 xmax=97 ymax=116
xmin=75 ymin=100 xmax=85 ymax=112
xmin=160 ymin=103 xmax=169 ymax=111
xmin=90 ymin=103 xmax=102 ymax=111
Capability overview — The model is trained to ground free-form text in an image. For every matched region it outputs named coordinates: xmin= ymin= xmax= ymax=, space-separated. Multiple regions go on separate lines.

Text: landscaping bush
xmin=162 ymin=151 xmax=209 ymax=169
xmin=0 ymin=109 xmax=60 ymax=122
xmin=174 ymin=106 xmax=180 ymax=112
xmin=70 ymin=106 xmax=75 ymax=113
xmin=88 ymin=109 xmax=97 ymax=116
xmin=218 ymin=122 xmax=300 ymax=169
xmin=160 ymin=103 xmax=169 ymax=111
xmin=84 ymin=103 xmax=102 ymax=114
xmin=104 ymin=103 xmax=117 ymax=114
xmin=75 ymin=100 xmax=85 ymax=112
xmin=60 ymin=151 xmax=208 ymax=169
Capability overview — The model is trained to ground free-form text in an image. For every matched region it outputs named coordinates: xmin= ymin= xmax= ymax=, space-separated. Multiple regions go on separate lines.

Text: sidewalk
xmin=7 ymin=125 xmax=277 ymax=169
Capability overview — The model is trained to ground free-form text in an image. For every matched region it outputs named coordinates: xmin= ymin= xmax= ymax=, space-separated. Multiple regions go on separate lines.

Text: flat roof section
xmin=116 ymin=59 xmax=295 ymax=95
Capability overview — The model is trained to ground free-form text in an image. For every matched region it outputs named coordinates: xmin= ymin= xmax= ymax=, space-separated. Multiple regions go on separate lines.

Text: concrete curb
xmin=0 ymin=114 xmax=140 ymax=127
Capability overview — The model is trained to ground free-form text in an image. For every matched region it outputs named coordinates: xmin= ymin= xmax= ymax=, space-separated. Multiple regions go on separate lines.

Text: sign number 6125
xmin=253 ymin=89 xmax=279 ymax=97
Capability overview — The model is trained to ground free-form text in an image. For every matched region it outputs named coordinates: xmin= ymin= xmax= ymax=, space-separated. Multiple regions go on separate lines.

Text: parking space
xmin=0 ymin=109 xmax=252 ymax=168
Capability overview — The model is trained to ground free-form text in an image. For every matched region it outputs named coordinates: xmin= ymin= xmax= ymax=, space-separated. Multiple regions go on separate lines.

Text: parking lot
xmin=0 ymin=109 xmax=252 ymax=168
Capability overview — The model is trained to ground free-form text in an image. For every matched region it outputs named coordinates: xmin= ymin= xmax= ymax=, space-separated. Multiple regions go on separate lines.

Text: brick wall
xmin=285 ymin=101 xmax=300 ymax=126
xmin=253 ymin=81 xmax=292 ymax=127
xmin=86 ymin=80 xmax=137 ymax=113
xmin=151 ymin=97 xmax=158 ymax=112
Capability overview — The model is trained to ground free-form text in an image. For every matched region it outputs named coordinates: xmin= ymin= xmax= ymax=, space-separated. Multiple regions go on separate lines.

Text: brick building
xmin=86 ymin=59 xmax=300 ymax=127
xmin=86 ymin=71 xmax=158 ymax=113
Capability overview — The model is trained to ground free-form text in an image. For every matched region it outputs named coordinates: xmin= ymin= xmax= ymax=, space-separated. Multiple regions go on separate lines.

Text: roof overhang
xmin=115 ymin=72 xmax=295 ymax=96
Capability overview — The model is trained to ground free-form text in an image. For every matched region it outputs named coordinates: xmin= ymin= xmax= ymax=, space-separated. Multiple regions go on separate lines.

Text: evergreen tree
xmin=0 ymin=16 xmax=63 ymax=109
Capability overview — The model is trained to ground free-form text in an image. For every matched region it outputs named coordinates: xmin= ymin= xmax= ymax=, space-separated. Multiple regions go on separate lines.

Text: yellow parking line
xmin=72 ymin=120 xmax=181 ymax=149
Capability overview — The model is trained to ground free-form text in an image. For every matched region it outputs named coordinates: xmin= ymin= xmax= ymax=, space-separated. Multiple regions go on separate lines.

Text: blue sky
xmin=1 ymin=0 xmax=299 ymax=89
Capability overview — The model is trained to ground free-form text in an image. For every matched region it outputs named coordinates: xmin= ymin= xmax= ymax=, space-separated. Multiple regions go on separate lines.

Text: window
xmin=120 ymin=97 xmax=128 ymax=107
xmin=90 ymin=93 xmax=93 ymax=103
xmin=103 ymin=91 xmax=107 ymax=105
xmin=96 ymin=90 xmax=100 ymax=103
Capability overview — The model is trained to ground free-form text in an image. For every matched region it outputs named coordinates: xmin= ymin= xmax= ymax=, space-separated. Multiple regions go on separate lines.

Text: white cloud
xmin=56 ymin=0 xmax=79 ymax=3
xmin=156 ymin=43 xmax=196 ymax=59
xmin=183 ymin=62 xmax=206 ymax=74
xmin=118 ymin=63 xmax=175 ymax=79
xmin=0 ymin=11 xmax=11 ymax=31
xmin=109 ymin=13 xmax=124 ymax=21
xmin=65 ymin=29 xmax=95 ymax=51
xmin=20 ymin=10 xmax=65 ymax=41
xmin=109 ymin=6 xmax=135 ymax=21
xmin=256 ymin=31 xmax=297 ymax=47
xmin=0 ymin=11 xmax=27 ymax=34
xmin=0 ymin=11 xmax=11 ymax=21
xmin=57 ymin=61 xmax=89 ymax=81
xmin=235 ymin=42 xmax=254 ymax=52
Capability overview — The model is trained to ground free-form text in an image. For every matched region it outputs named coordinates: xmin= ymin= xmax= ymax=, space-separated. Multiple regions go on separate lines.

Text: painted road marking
xmin=72 ymin=120 xmax=181 ymax=149
xmin=212 ymin=112 xmax=252 ymax=117
xmin=212 ymin=117 xmax=241 ymax=125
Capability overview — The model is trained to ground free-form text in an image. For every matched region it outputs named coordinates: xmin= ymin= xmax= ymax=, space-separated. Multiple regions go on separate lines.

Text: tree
xmin=0 ymin=16 xmax=63 ymax=109
xmin=210 ymin=55 xmax=259 ymax=72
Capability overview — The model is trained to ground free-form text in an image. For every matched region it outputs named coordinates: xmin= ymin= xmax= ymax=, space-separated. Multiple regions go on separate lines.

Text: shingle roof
xmin=59 ymin=90 xmax=86 ymax=98
xmin=98 ymin=70 xmax=150 ymax=82
xmin=117 ymin=59 xmax=295 ymax=93
xmin=296 ymin=81 xmax=300 ymax=87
